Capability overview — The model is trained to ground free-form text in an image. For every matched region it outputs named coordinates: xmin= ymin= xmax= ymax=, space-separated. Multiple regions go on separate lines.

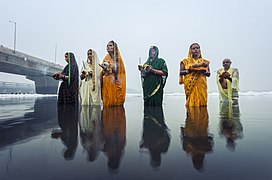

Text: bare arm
xmin=150 ymin=68 xmax=166 ymax=76
xmin=144 ymin=65 xmax=166 ymax=76
xmin=204 ymin=66 xmax=211 ymax=77
xmin=180 ymin=62 xmax=190 ymax=76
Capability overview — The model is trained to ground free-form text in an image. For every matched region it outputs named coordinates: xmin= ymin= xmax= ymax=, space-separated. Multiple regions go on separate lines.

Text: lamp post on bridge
xmin=9 ymin=20 xmax=16 ymax=53
xmin=53 ymin=43 xmax=57 ymax=64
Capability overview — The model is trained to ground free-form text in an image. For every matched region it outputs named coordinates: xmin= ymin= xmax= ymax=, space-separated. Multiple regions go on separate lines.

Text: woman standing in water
xmin=100 ymin=40 xmax=126 ymax=106
xmin=80 ymin=49 xmax=101 ymax=106
xmin=138 ymin=46 xmax=168 ymax=106
xmin=179 ymin=43 xmax=210 ymax=107
xmin=53 ymin=52 xmax=79 ymax=104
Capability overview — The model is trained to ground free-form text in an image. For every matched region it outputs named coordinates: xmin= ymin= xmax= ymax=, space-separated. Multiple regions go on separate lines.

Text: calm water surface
xmin=0 ymin=95 xmax=271 ymax=180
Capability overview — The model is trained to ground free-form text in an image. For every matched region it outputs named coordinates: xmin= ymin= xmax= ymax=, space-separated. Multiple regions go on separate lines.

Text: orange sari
xmin=100 ymin=49 xmax=126 ymax=106
xmin=179 ymin=51 xmax=210 ymax=107
xmin=101 ymin=107 xmax=126 ymax=169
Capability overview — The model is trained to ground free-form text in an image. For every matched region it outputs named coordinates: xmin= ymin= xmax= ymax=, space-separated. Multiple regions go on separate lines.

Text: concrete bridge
xmin=0 ymin=46 xmax=63 ymax=94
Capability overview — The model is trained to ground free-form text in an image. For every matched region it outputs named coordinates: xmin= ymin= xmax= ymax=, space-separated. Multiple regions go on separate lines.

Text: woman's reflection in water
xmin=51 ymin=104 xmax=79 ymax=160
xmin=180 ymin=106 xmax=213 ymax=172
xmin=139 ymin=105 xmax=171 ymax=169
xmin=79 ymin=105 xmax=103 ymax=162
xmin=219 ymin=102 xmax=243 ymax=151
xmin=101 ymin=106 xmax=126 ymax=173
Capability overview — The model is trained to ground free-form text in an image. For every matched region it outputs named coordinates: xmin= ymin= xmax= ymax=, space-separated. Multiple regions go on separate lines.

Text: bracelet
xmin=154 ymin=69 xmax=158 ymax=74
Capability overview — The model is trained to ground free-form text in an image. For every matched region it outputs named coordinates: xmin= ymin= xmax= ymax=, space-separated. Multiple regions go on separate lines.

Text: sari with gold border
xmin=179 ymin=51 xmax=210 ymax=107
xmin=100 ymin=42 xmax=126 ymax=106
xmin=80 ymin=50 xmax=102 ymax=106
xmin=142 ymin=46 xmax=168 ymax=106
xmin=58 ymin=52 xmax=79 ymax=104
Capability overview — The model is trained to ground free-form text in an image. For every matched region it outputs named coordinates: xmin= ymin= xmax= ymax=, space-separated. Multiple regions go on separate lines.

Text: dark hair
xmin=109 ymin=40 xmax=118 ymax=49
xmin=190 ymin=43 xmax=200 ymax=49
xmin=65 ymin=52 xmax=76 ymax=60
xmin=108 ymin=40 xmax=119 ymax=81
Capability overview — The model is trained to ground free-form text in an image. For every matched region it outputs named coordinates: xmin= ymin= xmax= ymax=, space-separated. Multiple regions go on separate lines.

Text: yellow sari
xmin=181 ymin=106 xmax=213 ymax=171
xmin=179 ymin=51 xmax=210 ymax=107
xmin=101 ymin=106 xmax=126 ymax=169
xmin=100 ymin=48 xmax=126 ymax=106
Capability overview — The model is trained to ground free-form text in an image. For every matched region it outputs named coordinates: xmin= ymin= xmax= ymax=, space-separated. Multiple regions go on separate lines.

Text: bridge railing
xmin=0 ymin=45 xmax=63 ymax=69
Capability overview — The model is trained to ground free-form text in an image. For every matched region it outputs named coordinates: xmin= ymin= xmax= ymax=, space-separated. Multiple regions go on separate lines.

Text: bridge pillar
xmin=27 ymin=76 xmax=59 ymax=94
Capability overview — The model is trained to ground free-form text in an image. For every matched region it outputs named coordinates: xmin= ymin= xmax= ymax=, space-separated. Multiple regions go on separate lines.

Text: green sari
xmin=141 ymin=46 xmax=168 ymax=106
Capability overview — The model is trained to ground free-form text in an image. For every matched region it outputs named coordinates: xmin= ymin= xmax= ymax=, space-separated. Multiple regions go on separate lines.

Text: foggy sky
xmin=1 ymin=0 xmax=272 ymax=92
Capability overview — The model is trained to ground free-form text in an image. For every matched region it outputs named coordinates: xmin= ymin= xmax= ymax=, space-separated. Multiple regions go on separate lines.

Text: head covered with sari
xmin=107 ymin=40 xmax=125 ymax=82
xmin=80 ymin=49 xmax=101 ymax=105
xmin=100 ymin=40 xmax=126 ymax=106
xmin=179 ymin=43 xmax=210 ymax=107
xmin=65 ymin=52 xmax=78 ymax=87
xmin=148 ymin=45 xmax=159 ymax=59
xmin=146 ymin=46 xmax=168 ymax=86
xmin=181 ymin=43 xmax=207 ymax=72
xmin=58 ymin=52 xmax=79 ymax=104
xmin=142 ymin=46 xmax=168 ymax=106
